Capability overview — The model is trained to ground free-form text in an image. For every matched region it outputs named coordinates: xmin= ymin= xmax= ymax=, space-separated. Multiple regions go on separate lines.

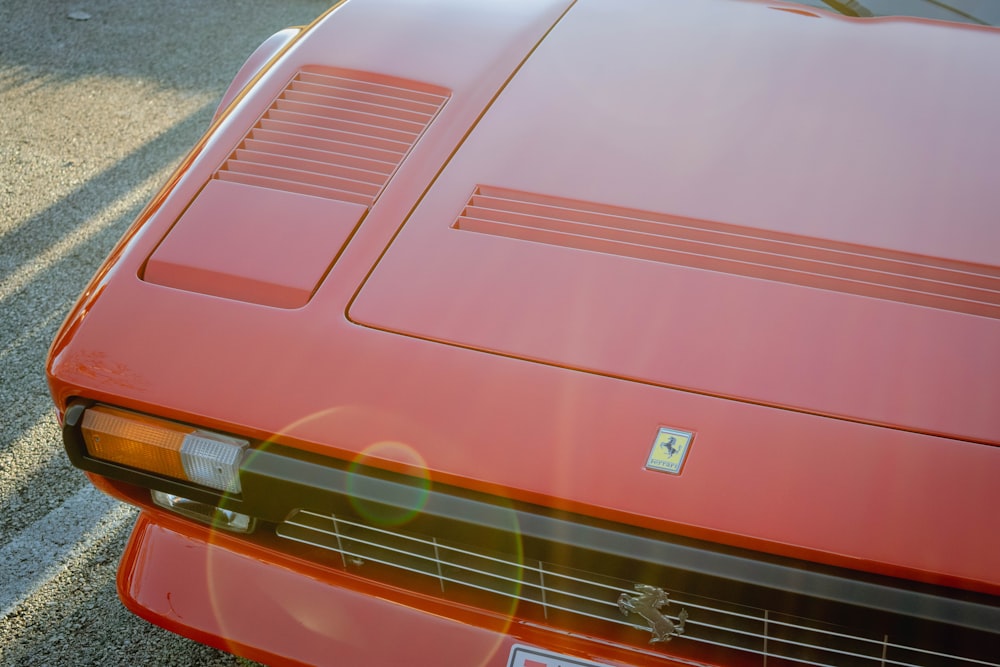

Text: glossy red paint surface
xmin=213 ymin=27 xmax=302 ymax=123
xmin=46 ymin=0 xmax=1000 ymax=662
xmin=352 ymin=0 xmax=1000 ymax=445
xmin=145 ymin=180 xmax=366 ymax=308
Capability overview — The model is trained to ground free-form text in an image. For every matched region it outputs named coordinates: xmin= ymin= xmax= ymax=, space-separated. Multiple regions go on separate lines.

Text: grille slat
xmin=279 ymin=512 xmax=656 ymax=631
xmin=276 ymin=510 xmax=997 ymax=667
xmin=291 ymin=520 xmax=630 ymax=615
xmin=215 ymin=68 xmax=448 ymax=205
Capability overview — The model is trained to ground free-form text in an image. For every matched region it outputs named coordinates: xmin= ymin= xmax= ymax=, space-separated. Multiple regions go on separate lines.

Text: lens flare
xmin=346 ymin=440 xmax=430 ymax=528
xmin=201 ymin=406 xmax=529 ymax=666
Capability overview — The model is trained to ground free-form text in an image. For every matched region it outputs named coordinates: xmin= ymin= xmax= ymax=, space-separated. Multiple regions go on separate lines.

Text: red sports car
xmin=48 ymin=0 xmax=1000 ymax=665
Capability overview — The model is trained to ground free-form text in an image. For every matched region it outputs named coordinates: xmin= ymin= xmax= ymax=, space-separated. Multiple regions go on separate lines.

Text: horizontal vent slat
xmin=242 ymin=138 xmax=395 ymax=175
xmin=296 ymin=71 xmax=449 ymax=106
xmin=460 ymin=206 xmax=1000 ymax=306
xmin=467 ymin=194 xmax=1000 ymax=291
xmin=233 ymin=149 xmax=386 ymax=187
xmin=264 ymin=108 xmax=418 ymax=146
xmin=455 ymin=187 xmax=1000 ymax=319
xmin=259 ymin=115 xmax=409 ymax=154
xmin=282 ymin=89 xmax=437 ymax=125
xmin=288 ymin=80 xmax=443 ymax=115
xmin=273 ymin=98 xmax=427 ymax=136
xmin=250 ymin=128 xmax=405 ymax=165
xmin=457 ymin=215 xmax=1000 ymax=319
xmin=222 ymin=160 xmax=381 ymax=196
xmin=215 ymin=68 xmax=448 ymax=205
xmin=215 ymin=171 xmax=372 ymax=206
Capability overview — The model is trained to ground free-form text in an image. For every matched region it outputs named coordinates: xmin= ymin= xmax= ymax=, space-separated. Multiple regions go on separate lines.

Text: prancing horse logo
xmin=617 ymin=584 xmax=688 ymax=644
xmin=660 ymin=435 xmax=680 ymax=458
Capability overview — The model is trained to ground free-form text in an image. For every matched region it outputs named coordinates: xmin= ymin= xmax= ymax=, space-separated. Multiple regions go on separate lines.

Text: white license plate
xmin=507 ymin=645 xmax=609 ymax=667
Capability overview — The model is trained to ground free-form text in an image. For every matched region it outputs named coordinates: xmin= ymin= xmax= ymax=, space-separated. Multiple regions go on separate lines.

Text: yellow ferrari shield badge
xmin=645 ymin=427 xmax=693 ymax=474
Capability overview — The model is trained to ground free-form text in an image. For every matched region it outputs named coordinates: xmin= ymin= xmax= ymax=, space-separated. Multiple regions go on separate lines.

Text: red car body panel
xmin=47 ymin=0 xmax=1000 ymax=664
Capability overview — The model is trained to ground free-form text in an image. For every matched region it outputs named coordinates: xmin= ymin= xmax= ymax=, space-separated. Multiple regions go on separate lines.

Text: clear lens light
xmin=181 ymin=432 xmax=246 ymax=493
xmin=151 ymin=490 xmax=254 ymax=533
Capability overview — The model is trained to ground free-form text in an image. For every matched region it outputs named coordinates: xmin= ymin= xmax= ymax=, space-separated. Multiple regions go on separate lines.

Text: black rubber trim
xmin=240 ymin=441 xmax=1000 ymax=636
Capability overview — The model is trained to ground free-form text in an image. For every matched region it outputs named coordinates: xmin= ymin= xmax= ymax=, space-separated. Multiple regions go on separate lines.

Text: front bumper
xmin=119 ymin=511 xmax=646 ymax=667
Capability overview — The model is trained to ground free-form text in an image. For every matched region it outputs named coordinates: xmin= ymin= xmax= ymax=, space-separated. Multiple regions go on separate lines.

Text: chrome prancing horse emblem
xmin=618 ymin=584 xmax=689 ymax=643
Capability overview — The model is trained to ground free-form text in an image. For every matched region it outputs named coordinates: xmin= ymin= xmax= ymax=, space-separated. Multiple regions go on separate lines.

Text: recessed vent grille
xmin=216 ymin=68 xmax=448 ymax=205
xmin=276 ymin=510 xmax=1000 ymax=667
xmin=453 ymin=186 xmax=1000 ymax=319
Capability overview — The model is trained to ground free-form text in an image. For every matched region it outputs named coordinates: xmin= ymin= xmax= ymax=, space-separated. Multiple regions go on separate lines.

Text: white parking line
xmin=0 ymin=414 xmax=63 ymax=509
xmin=0 ymin=485 xmax=134 ymax=619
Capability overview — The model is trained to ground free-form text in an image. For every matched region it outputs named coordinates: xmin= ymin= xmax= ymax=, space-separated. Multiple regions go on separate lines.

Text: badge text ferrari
xmin=617 ymin=584 xmax=689 ymax=643
xmin=645 ymin=427 xmax=693 ymax=474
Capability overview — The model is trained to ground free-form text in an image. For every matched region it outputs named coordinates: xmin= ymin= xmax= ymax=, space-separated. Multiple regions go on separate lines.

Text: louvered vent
xmin=454 ymin=186 xmax=1000 ymax=319
xmin=216 ymin=68 xmax=449 ymax=205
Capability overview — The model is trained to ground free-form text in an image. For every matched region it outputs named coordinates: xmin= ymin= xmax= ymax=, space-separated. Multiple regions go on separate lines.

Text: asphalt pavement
xmin=0 ymin=2 xmax=330 ymax=664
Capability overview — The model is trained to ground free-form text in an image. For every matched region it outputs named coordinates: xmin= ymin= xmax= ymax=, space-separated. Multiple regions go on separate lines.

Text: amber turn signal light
xmin=80 ymin=405 xmax=247 ymax=493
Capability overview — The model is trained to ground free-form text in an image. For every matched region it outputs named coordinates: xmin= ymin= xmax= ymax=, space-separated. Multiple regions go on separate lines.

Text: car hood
xmin=351 ymin=0 xmax=1000 ymax=446
xmin=49 ymin=0 xmax=1000 ymax=594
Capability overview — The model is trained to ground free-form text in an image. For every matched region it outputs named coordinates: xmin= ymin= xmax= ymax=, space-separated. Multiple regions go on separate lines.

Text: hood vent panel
xmin=454 ymin=186 xmax=1000 ymax=319
xmin=216 ymin=68 xmax=449 ymax=206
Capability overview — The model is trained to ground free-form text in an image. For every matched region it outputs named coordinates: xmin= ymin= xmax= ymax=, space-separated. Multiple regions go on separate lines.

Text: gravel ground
xmin=0 ymin=2 xmax=329 ymax=664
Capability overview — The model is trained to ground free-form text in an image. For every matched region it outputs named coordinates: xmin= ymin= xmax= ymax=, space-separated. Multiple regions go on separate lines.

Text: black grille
xmin=273 ymin=509 xmax=998 ymax=667
xmin=232 ymin=443 xmax=1000 ymax=667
